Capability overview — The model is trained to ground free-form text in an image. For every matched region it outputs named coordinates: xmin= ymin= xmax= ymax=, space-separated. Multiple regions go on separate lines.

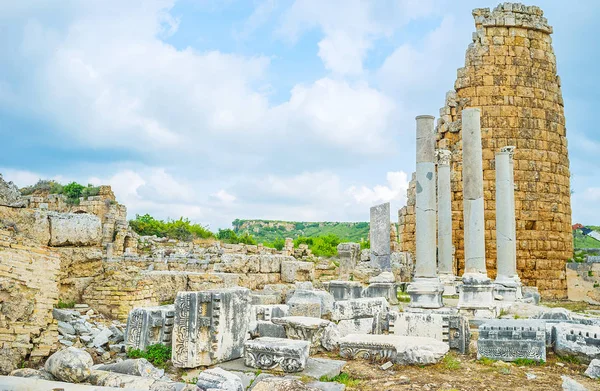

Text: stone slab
xmin=272 ymin=317 xmax=338 ymax=353
xmin=244 ymin=337 xmax=310 ymax=373
xmin=217 ymin=357 xmax=346 ymax=380
xmin=370 ymin=203 xmax=391 ymax=271
xmin=327 ymin=281 xmax=364 ymax=301
xmin=332 ymin=297 xmax=389 ymax=321
xmin=281 ymin=261 xmax=315 ymax=283
xmin=0 ymin=376 xmax=138 ymax=390
xmin=478 ymin=320 xmax=546 ymax=362
xmin=337 ymin=318 xmax=374 ymax=337
xmin=554 ymin=323 xmax=600 ymax=364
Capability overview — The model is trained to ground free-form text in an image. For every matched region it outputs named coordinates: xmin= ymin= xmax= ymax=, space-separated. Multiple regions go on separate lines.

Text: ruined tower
xmin=398 ymin=3 xmax=572 ymax=298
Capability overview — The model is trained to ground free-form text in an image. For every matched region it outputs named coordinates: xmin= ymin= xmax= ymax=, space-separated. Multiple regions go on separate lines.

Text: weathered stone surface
xmin=95 ymin=358 xmax=164 ymax=379
xmin=339 ymin=334 xmax=448 ymax=365
xmin=362 ymin=282 xmax=398 ymax=305
xmin=554 ymin=323 xmax=600 ymax=364
xmin=585 ymin=359 xmax=600 ymax=379
xmin=390 ymin=252 xmax=414 ymax=282
xmin=44 ymin=347 xmax=94 ymax=383
xmin=252 ymin=377 xmax=320 ymax=391
xmin=327 ymin=281 xmax=363 ymax=301
xmin=251 ymin=321 xmax=288 ymax=339
xmin=478 ymin=320 xmax=546 ymax=362
xmin=0 ymin=376 xmax=135 ymax=390
xmin=53 ymin=308 xmax=79 ymax=323
xmin=288 ymin=289 xmax=334 ymax=319
xmin=561 ymin=375 xmax=589 ymax=391
xmin=172 ymin=287 xmax=251 ymax=368
xmin=273 ymin=317 xmax=339 ymax=353
xmin=48 ymin=212 xmax=102 ymax=247
xmin=218 ymin=357 xmax=345 ymax=381
xmin=337 ymin=243 xmax=360 ymax=280
xmin=124 ymin=305 xmax=175 ymax=351
xmin=196 ymin=368 xmax=243 ymax=391
xmin=0 ymin=174 xmax=26 ymax=207
xmin=337 ymin=318 xmax=375 ymax=338
xmin=332 ymin=298 xmax=389 ymax=322
xmin=244 ymin=337 xmax=310 ymax=373
xmin=251 ymin=304 xmax=289 ymax=321
xmin=370 ymin=203 xmax=391 ymax=271
xmin=281 ymin=261 xmax=315 ymax=283
xmin=9 ymin=368 xmax=55 ymax=381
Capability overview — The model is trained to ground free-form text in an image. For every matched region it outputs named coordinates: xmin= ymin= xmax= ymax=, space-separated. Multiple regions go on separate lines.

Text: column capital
xmin=436 ymin=149 xmax=452 ymax=165
xmin=500 ymin=145 xmax=516 ymax=158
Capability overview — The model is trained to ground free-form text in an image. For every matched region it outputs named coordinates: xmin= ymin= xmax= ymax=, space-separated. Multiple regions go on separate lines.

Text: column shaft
xmin=437 ymin=150 xmax=453 ymax=276
xmin=495 ymin=151 xmax=515 ymax=278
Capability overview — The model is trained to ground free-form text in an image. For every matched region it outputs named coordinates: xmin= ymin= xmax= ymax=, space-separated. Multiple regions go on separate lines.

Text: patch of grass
xmin=513 ymin=314 xmax=521 ymax=319
xmin=55 ymin=299 xmax=76 ymax=309
xmin=557 ymin=355 xmax=581 ymax=365
xmin=159 ymin=299 xmax=174 ymax=306
xmin=498 ymin=308 xmax=508 ymax=317
xmin=319 ymin=372 xmax=361 ymax=387
xmin=498 ymin=367 xmax=512 ymax=375
xmin=478 ymin=357 xmax=497 ymax=366
xmin=397 ymin=291 xmax=411 ymax=303
xmin=442 ymin=354 xmax=461 ymax=370
xmin=127 ymin=343 xmax=172 ymax=368
xmin=588 ymin=271 xmax=594 ymax=277
xmin=514 ymin=358 xmax=545 ymax=366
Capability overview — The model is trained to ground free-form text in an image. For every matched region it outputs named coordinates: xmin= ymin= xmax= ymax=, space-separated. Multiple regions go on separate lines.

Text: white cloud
xmin=346 ymin=171 xmax=409 ymax=215
xmin=212 ymin=189 xmax=236 ymax=203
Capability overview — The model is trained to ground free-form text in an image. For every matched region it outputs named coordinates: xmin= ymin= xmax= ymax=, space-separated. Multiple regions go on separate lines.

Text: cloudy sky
xmin=1 ymin=0 xmax=599 ymax=229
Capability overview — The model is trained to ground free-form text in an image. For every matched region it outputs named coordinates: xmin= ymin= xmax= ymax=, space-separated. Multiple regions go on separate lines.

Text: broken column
xmin=369 ymin=202 xmax=391 ymax=271
xmin=407 ymin=115 xmax=444 ymax=309
xmin=494 ymin=147 xmax=522 ymax=301
xmin=171 ymin=287 xmax=251 ymax=368
xmin=436 ymin=148 xmax=456 ymax=295
xmin=457 ymin=108 xmax=495 ymax=317
xmin=337 ymin=242 xmax=361 ymax=280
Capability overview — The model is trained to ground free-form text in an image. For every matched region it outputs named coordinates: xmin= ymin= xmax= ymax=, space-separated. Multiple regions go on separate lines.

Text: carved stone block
xmin=124 ymin=305 xmax=175 ymax=351
xmin=327 ymin=281 xmax=364 ymax=301
xmin=478 ymin=320 xmax=546 ymax=362
xmin=171 ymin=287 xmax=251 ymax=368
xmin=554 ymin=323 xmax=600 ymax=364
xmin=244 ymin=337 xmax=310 ymax=373
xmin=272 ymin=316 xmax=339 ymax=353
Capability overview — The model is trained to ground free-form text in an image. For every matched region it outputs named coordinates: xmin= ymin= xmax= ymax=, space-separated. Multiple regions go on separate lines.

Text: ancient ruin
xmin=0 ymin=3 xmax=598 ymax=391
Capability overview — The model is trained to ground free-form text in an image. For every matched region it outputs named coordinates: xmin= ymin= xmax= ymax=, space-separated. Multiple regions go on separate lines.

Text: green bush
xmin=55 ymin=299 xmax=76 ymax=309
xmin=360 ymin=240 xmax=370 ymax=249
xmin=129 ymin=214 xmax=214 ymax=241
xmin=127 ymin=343 xmax=171 ymax=368
xmin=20 ymin=179 xmax=64 ymax=195
xmin=319 ymin=373 xmax=360 ymax=386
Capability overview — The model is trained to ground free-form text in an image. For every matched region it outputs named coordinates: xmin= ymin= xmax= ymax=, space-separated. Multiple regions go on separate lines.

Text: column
xmin=436 ymin=149 xmax=456 ymax=295
xmin=457 ymin=108 xmax=495 ymax=316
xmin=494 ymin=146 xmax=522 ymax=300
xmin=369 ymin=202 xmax=391 ymax=271
xmin=407 ymin=115 xmax=444 ymax=309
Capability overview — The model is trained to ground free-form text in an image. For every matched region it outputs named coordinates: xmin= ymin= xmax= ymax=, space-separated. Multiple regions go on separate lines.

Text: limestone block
xmin=95 ymin=358 xmax=164 ymax=379
xmin=362 ymin=282 xmax=398 ymax=305
xmin=251 ymin=305 xmax=289 ymax=321
xmin=332 ymin=297 xmax=389 ymax=321
xmin=88 ymin=370 xmax=193 ymax=389
xmin=554 ymin=323 xmax=600 ymax=364
xmin=48 ymin=212 xmax=102 ymax=246
xmin=44 ymin=347 xmax=94 ymax=383
xmin=585 ymin=359 xmax=600 ymax=379
xmin=337 ymin=242 xmax=361 ymax=279
xmin=281 ymin=261 xmax=315 ymax=283
xmin=250 ymin=321 xmax=287 ymax=339
xmin=213 ymin=254 xmax=260 ymax=274
xmin=244 ymin=337 xmax=310 ymax=373
xmin=196 ymin=368 xmax=243 ymax=391
xmin=561 ymin=375 xmax=589 ymax=391
xmin=478 ymin=320 xmax=546 ymax=362
xmin=252 ymin=378 xmax=321 ymax=391
xmin=339 ymin=334 xmax=448 ymax=365
xmin=124 ymin=305 xmax=175 ymax=351
xmin=370 ymin=203 xmax=391 ymax=270
xmin=9 ymin=368 xmax=55 ymax=380
xmin=0 ymin=376 xmax=146 ymax=390
xmin=287 ymin=293 xmax=321 ymax=318
xmin=337 ymin=318 xmax=375 ymax=338
xmin=272 ymin=316 xmax=339 ymax=353
xmin=327 ymin=281 xmax=363 ymax=301
xmin=172 ymin=287 xmax=251 ymax=368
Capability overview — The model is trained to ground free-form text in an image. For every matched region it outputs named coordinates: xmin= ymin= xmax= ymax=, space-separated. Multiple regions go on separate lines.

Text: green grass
xmin=478 ymin=357 xmax=497 ymax=366
xmin=442 ymin=354 xmax=461 ymax=370
xmin=319 ymin=372 xmax=361 ymax=387
xmin=556 ymin=355 xmax=581 ymax=365
xmin=573 ymin=229 xmax=600 ymax=249
xmin=397 ymin=291 xmax=411 ymax=303
xmin=127 ymin=343 xmax=172 ymax=368
xmin=55 ymin=299 xmax=76 ymax=309
xmin=514 ymin=358 xmax=545 ymax=366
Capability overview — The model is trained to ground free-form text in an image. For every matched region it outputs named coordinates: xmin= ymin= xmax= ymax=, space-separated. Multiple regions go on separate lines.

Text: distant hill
xmin=573 ymin=225 xmax=600 ymax=249
xmin=232 ymin=219 xmax=370 ymax=243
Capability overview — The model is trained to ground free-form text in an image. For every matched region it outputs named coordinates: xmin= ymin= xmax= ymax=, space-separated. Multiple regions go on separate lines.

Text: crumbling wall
xmin=398 ymin=3 xmax=572 ymax=298
xmin=0 ymin=229 xmax=59 ymax=374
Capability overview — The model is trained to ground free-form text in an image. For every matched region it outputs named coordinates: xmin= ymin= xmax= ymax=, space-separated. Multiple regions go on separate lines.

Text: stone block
xmin=124 ymin=305 xmax=175 ymax=351
xmin=172 ymin=287 xmax=251 ymax=368
xmin=337 ymin=318 xmax=375 ymax=338
xmin=389 ymin=312 xmax=470 ymax=354
xmin=288 ymin=289 xmax=334 ymax=319
xmin=281 ymin=261 xmax=315 ymax=283
xmin=48 ymin=212 xmax=102 ymax=247
xmin=339 ymin=334 xmax=448 ymax=365
xmin=251 ymin=305 xmax=289 ymax=321
xmin=332 ymin=297 xmax=389 ymax=322
xmin=337 ymin=243 xmax=361 ymax=280
xmin=251 ymin=321 xmax=287 ymax=339
xmin=554 ymin=323 xmax=600 ymax=364
xmin=196 ymin=367 xmax=243 ymax=391
xmin=585 ymin=358 xmax=600 ymax=379
xmin=217 ymin=357 xmax=346 ymax=381
xmin=478 ymin=320 xmax=546 ymax=362
xmin=244 ymin=337 xmax=310 ymax=373
xmin=213 ymin=254 xmax=260 ymax=274
xmin=95 ymin=358 xmax=164 ymax=379
xmin=362 ymin=282 xmax=398 ymax=305
xmin=272 ymin=317 xmax=339 ymax=353
xmin=327 ymin=281 xmax=363 ymax=301
xmin=370 ymin=203 xmax=391 ymax=271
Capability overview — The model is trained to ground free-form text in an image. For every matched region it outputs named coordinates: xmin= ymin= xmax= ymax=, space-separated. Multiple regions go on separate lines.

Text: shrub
xmin=129 ymin=214 xmax=214 ymax=241
xmin=127 ymin=343 xmax=171 ymax=368
xmin=360 ymin=240 xmax=370 ymax=250
xmin=20 ymin=179 xmax=64 ymax=195
xmin=55 ymin=299 xmax=76 ymax=309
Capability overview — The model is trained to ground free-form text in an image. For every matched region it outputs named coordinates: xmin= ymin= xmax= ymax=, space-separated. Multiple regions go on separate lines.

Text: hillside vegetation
xmin=573 ymin=226 xmax=600 ymax=249
xmin=232 ymin=219 xmax=370 ymax=243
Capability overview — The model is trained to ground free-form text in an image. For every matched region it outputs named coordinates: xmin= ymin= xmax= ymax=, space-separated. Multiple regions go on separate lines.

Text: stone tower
xmin=398 ymin=3 xmax=572 ymax=299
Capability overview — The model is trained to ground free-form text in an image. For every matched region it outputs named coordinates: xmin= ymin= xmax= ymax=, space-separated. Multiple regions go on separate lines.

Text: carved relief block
xmin=478 ymin=320 xmax=546 ymax=362
xmin=124 ymin=305 xmax=175 ymax=351
xmin=244 ymin=337 xmax=310 ymax=373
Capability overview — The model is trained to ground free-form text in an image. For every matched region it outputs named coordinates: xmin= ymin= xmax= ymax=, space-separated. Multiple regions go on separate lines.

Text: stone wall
xmin=566 ymin=262 xmax=600 ymax=305
xmin=399 ymin=3 xmax=572 ymax=298
xmin=0 ymin=229 xmax=59 ymax=373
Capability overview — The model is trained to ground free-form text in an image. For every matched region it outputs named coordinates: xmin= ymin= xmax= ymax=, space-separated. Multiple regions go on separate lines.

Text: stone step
xmin=244 ymin=337 xmax=310 ymax=373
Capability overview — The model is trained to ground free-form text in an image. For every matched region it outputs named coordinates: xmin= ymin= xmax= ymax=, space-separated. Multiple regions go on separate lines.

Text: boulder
xmin=196 ymin=367 xmax=243 ymax=391
xmin=44 ymin=347 xmax=94 ymax=383
xmin=585 ymin=358 xmax=600 ymax=379
xmin=9 ymin=368 xmax=55 ymax=380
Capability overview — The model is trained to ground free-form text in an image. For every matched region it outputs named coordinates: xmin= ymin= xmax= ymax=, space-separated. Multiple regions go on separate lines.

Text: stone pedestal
xmin=370 ymin=203 xmax=391 ymax=271
xmin=457 ymin=108 xmax=495 ymax=317
xmin=494 ymin=147 xmax=522 ymax=301
xmin=407 ymin=115 xmax=444 ymax=309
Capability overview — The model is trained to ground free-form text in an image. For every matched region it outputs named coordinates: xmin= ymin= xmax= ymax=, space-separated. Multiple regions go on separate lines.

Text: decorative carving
xmin=477 ymin=320 xmax=546 ymax=362
xmin=124 ymin=305 xmax=175 ymax=351
xmin=435 ymin=149 xmax=452 ymax=166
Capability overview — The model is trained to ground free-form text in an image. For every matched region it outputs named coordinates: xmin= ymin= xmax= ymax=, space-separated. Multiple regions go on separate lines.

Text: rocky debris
xmin=0 ymin=174 xmax=26 ymax=207
xmin=585 ymin=358 xmax=600 ymax=379
xmin=196 ymin=367 xmax=244 ymax=391
xmin=9 ymin=368 xmax=55 ymax=380
xmin=95 ymin=358 xmax=164 ymax=379
xmin=44 ymin=347 xmax=94 ymax=383
xmin=561 ymin=375 xmax=589 ymax=391
xmin=88 ymin=369 xmax=193 ymax=390
xmin=252 ymin=377 xmax=321 ymax=391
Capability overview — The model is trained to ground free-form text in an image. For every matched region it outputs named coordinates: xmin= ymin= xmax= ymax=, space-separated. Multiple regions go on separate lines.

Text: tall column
xmin=407 ymin=115 xmax=444 ymax=309
xmin=436 ymin=149 xmax=456 ymax=295
xmin=494 ymin=146 xmax=522 ymax=301
xmin=457 ymin=108 xmax=495 ymax=317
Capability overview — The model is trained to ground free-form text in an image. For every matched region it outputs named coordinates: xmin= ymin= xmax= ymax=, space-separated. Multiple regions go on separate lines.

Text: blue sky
xmin=1 ymin=0 xmax=599 ymax=229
